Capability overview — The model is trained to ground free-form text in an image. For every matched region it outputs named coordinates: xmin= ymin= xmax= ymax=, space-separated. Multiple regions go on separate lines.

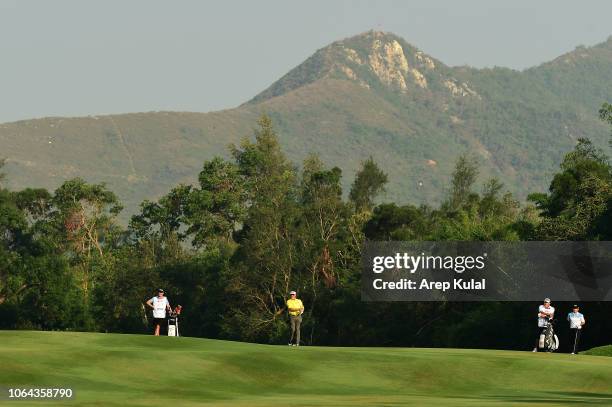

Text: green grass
xmin=584 ymin=345 xmax=612 ymax=357
xmin=1 ymin=332 xmax=612 ymax=406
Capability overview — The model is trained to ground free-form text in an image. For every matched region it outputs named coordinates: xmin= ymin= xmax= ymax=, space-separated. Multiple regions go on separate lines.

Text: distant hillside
xmin=1 ymin=31 xmax=611 ymax=219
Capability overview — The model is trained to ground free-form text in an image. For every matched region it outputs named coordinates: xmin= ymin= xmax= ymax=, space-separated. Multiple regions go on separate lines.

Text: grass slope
xmin=1 ymin=331 xmax=612 ymax=406
xmin=584 ymin=345 xmax=612 ymax=357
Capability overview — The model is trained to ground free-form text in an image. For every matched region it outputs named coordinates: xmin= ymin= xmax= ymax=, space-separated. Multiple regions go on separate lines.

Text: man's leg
xmin=289 ymin=316 xmax=296 ymax=344
xmin=295 ymin=316 xmax=302 ymax=345
xmin=154 ymin=321 xmax=160 ymax=336
xmin=534 ymin=327 xmax=542 ymax=350
xmin=572 ymin=329 xmax=581 ymax=354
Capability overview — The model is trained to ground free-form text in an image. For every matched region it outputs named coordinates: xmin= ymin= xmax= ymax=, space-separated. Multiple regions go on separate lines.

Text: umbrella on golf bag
xmin=167 ymin=305 xmax=182 ymax=337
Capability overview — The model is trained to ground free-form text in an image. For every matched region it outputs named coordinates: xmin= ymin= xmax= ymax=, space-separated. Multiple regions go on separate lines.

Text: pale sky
xmin=1 ymin=0 xmax=611 ymax=123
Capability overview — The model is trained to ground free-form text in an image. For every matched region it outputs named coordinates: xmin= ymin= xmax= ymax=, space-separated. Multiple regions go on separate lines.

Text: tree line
xmin=1 ymin=105 xmax=611 ymax=350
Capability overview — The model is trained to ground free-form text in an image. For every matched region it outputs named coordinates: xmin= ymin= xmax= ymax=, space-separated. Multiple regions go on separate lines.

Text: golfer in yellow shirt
xmin=287 ymin=290 xmax=304 ymax=346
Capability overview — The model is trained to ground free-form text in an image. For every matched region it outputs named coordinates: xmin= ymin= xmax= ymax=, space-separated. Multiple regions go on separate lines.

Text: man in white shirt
xmin=533 ymin=298 xmax=555 ymax=352
xmin=146 ymin=289 xmax=172 ymax=336
xmin=567 ymin=304 xmax=585 ymax=354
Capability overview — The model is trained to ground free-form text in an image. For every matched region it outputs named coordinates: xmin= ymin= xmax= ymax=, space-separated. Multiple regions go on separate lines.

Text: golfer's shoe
xmin=532 ymin=348 xmax=537 ymax=352
xmin=288 ymin=343 xmax=293 ymax=346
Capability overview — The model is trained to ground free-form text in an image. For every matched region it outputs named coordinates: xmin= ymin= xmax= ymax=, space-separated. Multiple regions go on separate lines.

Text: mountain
xmin=1 ymin=31 xmax=611 ymax=220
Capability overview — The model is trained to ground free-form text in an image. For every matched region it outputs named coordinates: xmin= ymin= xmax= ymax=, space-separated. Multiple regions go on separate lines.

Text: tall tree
xmin=349 ymin=156 xmax=388 ymax=212
xmin=448 ymin=154 xmax=479 ymax=210
xmin=185 ymin=157 xmax=245 ymax=248
xmin=129 ymin=184 xmax=191 ymax=264
xmin=0 ymin=158 xmax=5 ymax=188
xmin=529 ymin=138 xmax=612 ymax=240
xmin=225 ymin=115 xmax=299 ymax=341
xmin=48 ymin=179 xmax=123 ymax=296
xmin=0 ymin=180 xmax=84 ymax=330
xmin=297 ymin=156 xmax=352 ymax=341
xmin=599 ymin=102 xmax=612 ymax=146
xmin=0 ymin=187 xmax=29 ymax=308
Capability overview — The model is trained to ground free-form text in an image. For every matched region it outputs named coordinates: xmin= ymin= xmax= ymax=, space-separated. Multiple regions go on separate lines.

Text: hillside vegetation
xmin=1 ymin=31 xmax=611 ymax=218
xmin=1 ymin=331 xmax=612 ymax=406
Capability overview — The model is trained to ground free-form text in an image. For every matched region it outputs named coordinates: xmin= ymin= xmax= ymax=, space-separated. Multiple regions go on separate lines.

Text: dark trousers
xmin=535 ymin=327 xmax=547 ymax=348
xmin=570 ymin=328 xmax=582 ymax=353
xmin=289 ymin=315 xmax=302 ymax=345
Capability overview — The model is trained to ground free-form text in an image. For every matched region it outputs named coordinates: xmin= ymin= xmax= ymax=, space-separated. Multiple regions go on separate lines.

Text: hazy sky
xmin=1 ymin=0 xmax=611 ymax=123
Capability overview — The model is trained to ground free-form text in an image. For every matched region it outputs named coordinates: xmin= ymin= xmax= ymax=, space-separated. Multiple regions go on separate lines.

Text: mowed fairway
xmin=1 ymin=331 xmax=611 ymax=406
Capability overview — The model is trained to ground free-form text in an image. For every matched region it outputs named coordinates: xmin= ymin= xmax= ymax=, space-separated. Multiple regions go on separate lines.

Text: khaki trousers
xmin=289 ymin=315 xmax=302 ymax=345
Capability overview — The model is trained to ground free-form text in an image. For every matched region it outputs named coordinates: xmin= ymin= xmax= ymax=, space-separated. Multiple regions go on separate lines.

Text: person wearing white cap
xmin=145 ymin=288 xmax=172 ymax=336
xmin=567 ymin=304 xmax=585 ymax=354
xmin=286 ymin=291 xmax=304 ymax=346
xmin=533 ymin=297 xmax=555 ymax=352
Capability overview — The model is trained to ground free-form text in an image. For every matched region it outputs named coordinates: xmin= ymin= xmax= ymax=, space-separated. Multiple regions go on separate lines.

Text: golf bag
xmin=167 ymin=305 xmax=182 ymax=337
xmin=539 ymin=318 xmax=559 ymax=352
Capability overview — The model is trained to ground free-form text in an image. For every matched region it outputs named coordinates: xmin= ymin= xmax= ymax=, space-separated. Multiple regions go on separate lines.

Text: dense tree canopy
xmin=1 ymin=106 xmax=611 ymax=351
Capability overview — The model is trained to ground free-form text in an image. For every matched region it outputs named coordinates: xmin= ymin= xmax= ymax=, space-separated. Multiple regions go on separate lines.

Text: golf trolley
xmin=167 ymin=305 xmax=182 ymax=337
xmin=540 ymin=318 xmax=559 ymax=352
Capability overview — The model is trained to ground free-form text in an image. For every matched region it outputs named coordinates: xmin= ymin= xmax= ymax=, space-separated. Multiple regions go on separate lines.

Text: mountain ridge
xmin=2 ymin=31 xmax=611 ymax=220
xmin=3 ymin=31 xmax=611 ymax=125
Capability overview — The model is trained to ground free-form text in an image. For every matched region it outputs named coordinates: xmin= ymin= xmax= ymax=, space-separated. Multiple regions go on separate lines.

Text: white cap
xmin=544 ymin=298 xmax=551 ymax=303
xmin=289 ymin=291 xmax=297 ymax=295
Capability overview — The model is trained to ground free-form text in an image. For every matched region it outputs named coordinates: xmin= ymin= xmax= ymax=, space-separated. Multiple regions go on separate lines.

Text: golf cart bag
xmin=539 ymin=318 xmax=559 ymax=352
xmin=167 ymin=305 xmax=182 ymax=337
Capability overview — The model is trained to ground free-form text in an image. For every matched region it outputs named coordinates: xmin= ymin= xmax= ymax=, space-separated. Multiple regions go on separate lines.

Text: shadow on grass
xmin=483 ymin=391 xmax=612 ymax=405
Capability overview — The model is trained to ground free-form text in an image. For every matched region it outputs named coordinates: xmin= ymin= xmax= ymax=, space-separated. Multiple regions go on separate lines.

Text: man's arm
xmin=145 ymin=298 xmax=154 ymax=309
xmin=287 ymin=301 xmax=304 ymax=312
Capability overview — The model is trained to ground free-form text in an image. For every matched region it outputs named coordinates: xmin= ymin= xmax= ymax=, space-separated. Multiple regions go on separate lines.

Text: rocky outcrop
xmin=415 ymin=51 xmax=436 ymax=70
xmin=368 ymin=39 xmax=410 ymax=90
xmin=367 ymin=37 xmax=428 ymax=91
xmin=443 ymin=79 xmax=480 ymax=98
